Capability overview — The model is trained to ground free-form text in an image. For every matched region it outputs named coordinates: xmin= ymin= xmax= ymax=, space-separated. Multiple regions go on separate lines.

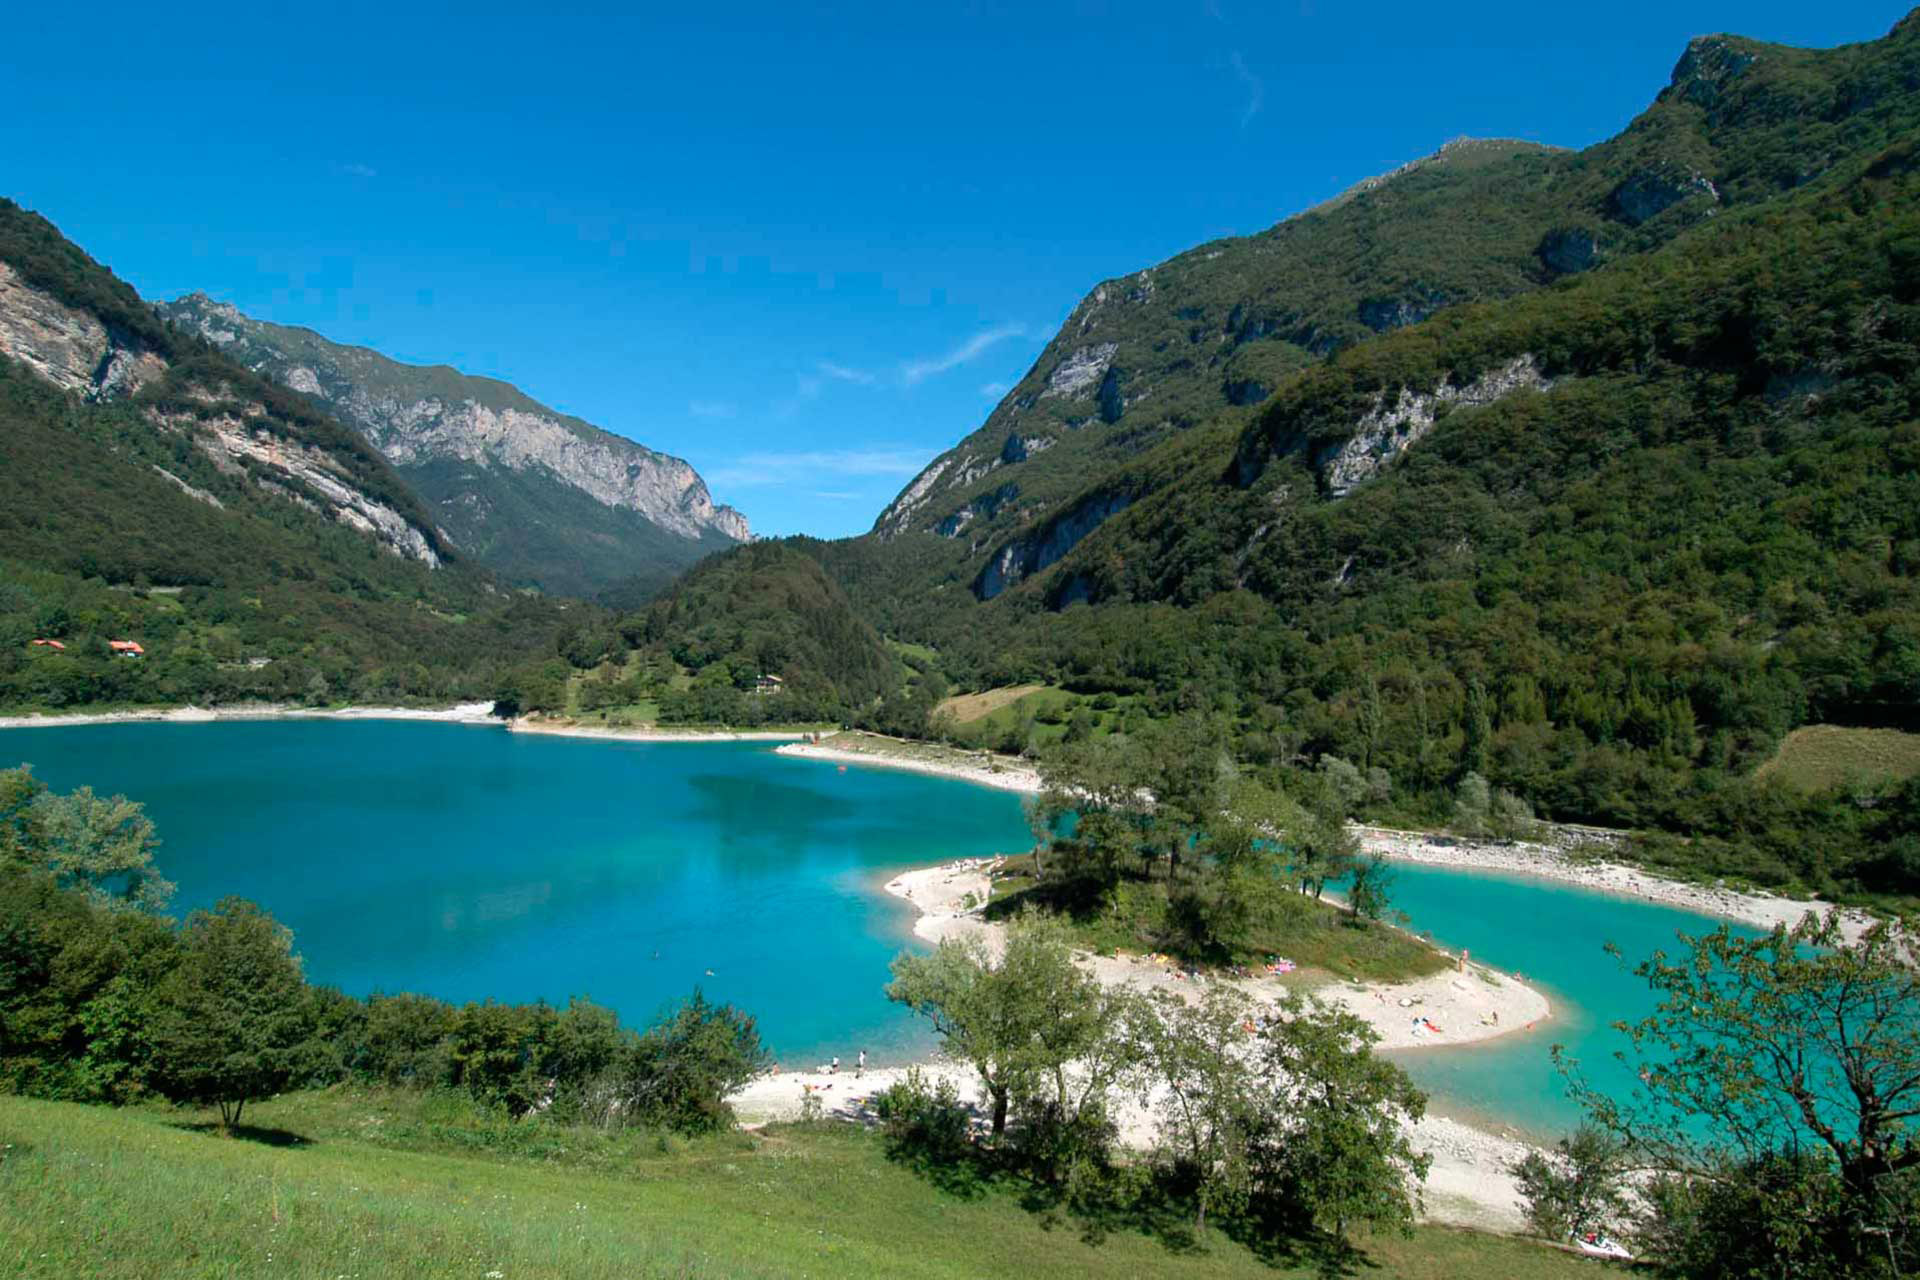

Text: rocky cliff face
xmin=974 ymin=489 xmax=1135 ymax=600
xmin=0 ymin=262 xmax=167 ymax=400
xmin=0 ymin=256 xmax=444 ymax=567
xmin=144 ymin=400 xmax=442 ymax=566
xmin=1312 ymin=355 xmax=1550 ymax=497
xmin=323 ymin=387 xmax=747 ymax=543
xmin=159 ymin=295 xmax=749 ymax=596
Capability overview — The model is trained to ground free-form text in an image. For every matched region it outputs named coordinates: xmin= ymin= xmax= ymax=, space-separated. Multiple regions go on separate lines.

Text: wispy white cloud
xmin=817 ymin=362 xmax=876 ymax=386
xmin=1229 ymin=51 xmax=1264 ymax=128
xmin=778 ymin=360 xmax=880 ymax=415
xmin=901 ymin=324 xmax=1028 ymax=386
xmin=979 ymin=380 xmax=1011 ymax=398
xmin=688 ymin=400 xmax=736 ymax=419
xmin=707 ymin=447 xmax=930 ymax=490
xmin=339 ymin=162 xmax=378 ymax=178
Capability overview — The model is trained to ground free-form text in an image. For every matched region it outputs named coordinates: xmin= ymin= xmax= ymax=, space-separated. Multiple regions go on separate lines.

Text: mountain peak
xmin=1665 ymin=35 xmax=1760 ymax=104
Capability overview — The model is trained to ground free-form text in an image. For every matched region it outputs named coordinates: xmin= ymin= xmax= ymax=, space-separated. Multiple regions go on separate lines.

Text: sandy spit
xmin=0 ymin=702 xmax=500 ymax=729
xmin=731 ymin=856 xmax=1553 ymax=1232
xmin=506 ymin=718 xmax=808 ymax=743
xmin=775 ymin=741 xmax=1042 ymax=794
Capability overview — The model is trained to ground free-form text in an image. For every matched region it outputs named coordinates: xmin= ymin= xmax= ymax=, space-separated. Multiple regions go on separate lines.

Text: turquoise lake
xmin=5 ymin=721 xmax=1030 ymax=1068
xmin=5 ymin=720 xmax=1742 ymax=1135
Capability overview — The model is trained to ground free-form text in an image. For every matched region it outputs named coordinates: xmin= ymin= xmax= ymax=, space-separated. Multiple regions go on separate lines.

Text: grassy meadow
xmin=1755 ymin=725 xmax=1920 ymax=793
xmin=0 ymin=1089 xmax=1612 ymax=1280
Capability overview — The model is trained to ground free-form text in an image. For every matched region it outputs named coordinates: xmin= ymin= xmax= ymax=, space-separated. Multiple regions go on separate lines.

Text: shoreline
xmin=0 ymin=705 xmax=811 ymax=745
xmin=0 ymin=701 xmax=500 ymax=730
xmin=732 ymin=854 xmax=1554 ymax=1233
xmin=1356 ymin=825 xmax=1874 ymax=941
xmin=507 ymin=717 xmax=808 ymax=743
xmin=775 ymin=739 xmax=1042 ymax=794
xmin=779 ymin=732 xmax=1869 ymax=940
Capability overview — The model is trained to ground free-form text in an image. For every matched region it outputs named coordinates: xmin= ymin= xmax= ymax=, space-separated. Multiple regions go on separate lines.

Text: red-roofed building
xmin=108 ymin=640 xmax=145 ymax=658
xmin=29 ymin=638 xmax=66 ymax=651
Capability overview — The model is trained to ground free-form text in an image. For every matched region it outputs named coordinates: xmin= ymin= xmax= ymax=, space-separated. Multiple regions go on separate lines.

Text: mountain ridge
xmin=159 ymin=293 xmax=748 ymax=599
xmin=0 ymin=197 xmax=580 ymax=711
xmin=873 ymin=14 xmax=1920 ymax=588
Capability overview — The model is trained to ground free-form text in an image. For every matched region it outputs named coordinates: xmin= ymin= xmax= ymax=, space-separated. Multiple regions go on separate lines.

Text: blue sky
xmin=0 ymin=2 xmax=1902 ymax=537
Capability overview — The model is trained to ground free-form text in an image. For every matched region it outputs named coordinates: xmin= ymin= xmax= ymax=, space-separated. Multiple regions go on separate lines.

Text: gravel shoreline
xmin=774 ymin=741 xmax=1042 ymax=792
xmin=1357 ymin=825 xmax=1872 ymax=940
xmin=505 ymin=718 xmax=808 ymax=743
xmin=0 ymin=702 xmax=500 ymax=729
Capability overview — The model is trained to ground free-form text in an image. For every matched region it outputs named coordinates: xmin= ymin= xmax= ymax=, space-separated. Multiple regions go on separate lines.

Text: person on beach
xmin=856 ymin=1049 xmax=866 ymax=1078
xmin=829 ymin=1056 xmax=840 ymax=1074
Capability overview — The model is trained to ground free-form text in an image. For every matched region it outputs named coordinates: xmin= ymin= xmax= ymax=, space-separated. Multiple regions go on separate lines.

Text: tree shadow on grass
xmin=1016 ymin=1170 xmax=1205 ymax=1256
xmin=934 ymin=1153 xmax=1386 ymax=1274
xmin=1218 ymin=1203 xmax=1382 ymax=1278
xmin=169 ymin=1121 xmax=314 ymax=1148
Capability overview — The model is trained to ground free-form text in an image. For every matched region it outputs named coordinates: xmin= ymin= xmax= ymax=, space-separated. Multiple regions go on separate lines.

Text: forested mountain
xmin=636 ymin=542 xmax=902 ymax=723
xmin=158 ymin=294 xmax=748 ymax=600
xmin=646 ymin=14 xmax=1920 ymax=900
xmin=875 ymin=17 xmax=1920 ymax=593
xmin=0 ymin=201 xmax=582 ymax=709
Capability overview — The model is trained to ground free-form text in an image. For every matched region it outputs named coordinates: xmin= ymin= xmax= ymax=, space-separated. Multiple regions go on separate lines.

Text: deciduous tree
xmin=1565 ymin=912 xmax=1920 ymax=1276
xmin=149 ymin=897 xmax=308 ymax=1131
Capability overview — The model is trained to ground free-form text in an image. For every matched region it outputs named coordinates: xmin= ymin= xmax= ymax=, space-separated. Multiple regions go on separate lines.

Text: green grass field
xmin=1754 ymin=725 xmax=1920 ymax=792
xmin=0 ymin=1089 xmax=1611 ymax=1279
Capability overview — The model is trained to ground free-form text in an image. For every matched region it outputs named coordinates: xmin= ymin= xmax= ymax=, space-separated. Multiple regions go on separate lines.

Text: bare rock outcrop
xmin=149 ymin=404 xmax=442 ymax=566
xmin=1042 ymin=342 xmax=1119 ymax=400
xmin=0 ymin=263 xmax=167 ymax=400
xmin=1315 ymin=355 xmax=1550 ymax=497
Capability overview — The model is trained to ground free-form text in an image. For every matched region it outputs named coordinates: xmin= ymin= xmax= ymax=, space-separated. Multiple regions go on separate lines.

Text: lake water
xmin=5 ymin=721 xmax=1030 ymax=1068
xmin=7 ymin=720 xmax=1739 ymax=1134
xmin=1377 ymin=861 xmax=1747 ymax=1139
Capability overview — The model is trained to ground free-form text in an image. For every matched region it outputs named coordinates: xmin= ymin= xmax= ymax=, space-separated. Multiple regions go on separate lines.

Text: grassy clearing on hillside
xmin=939 ymin=686 xmax=1155 ymax=754
xmin=887 ymin=638 xmax=941 ymax=665
xmin=0 ymin=1091 xmax=1609 ymax=1280
xmin=1755 ymin=725 xmax=1920 ymax=792
xmin=934 ymin=683 xmax=1046 ymax=724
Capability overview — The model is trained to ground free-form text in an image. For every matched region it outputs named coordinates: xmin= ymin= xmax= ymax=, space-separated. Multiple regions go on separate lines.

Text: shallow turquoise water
xmin=7 ymin=721 xmax=1742 ymax=1134
xmin=1377 ymin=862 xmax=1753 ymax=1139
xmin=5 ymin=721 xmax=1032 ymax=1067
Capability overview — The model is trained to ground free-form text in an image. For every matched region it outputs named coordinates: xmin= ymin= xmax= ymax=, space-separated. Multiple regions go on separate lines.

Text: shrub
xmin=1511 ymin=1127 xmax=1631 ymax=1243
xmin=619 ymin=989 xmax=769 ymax=1134
xmin=874 ymin=1068 xmax=975 ymax=1171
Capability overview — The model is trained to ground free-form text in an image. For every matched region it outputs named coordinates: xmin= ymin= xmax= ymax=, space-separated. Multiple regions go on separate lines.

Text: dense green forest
xmin=897 ymin=158 xmax=1920 ymax=900
xmin=596 ymin=19 xmax=1920 ymax=904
